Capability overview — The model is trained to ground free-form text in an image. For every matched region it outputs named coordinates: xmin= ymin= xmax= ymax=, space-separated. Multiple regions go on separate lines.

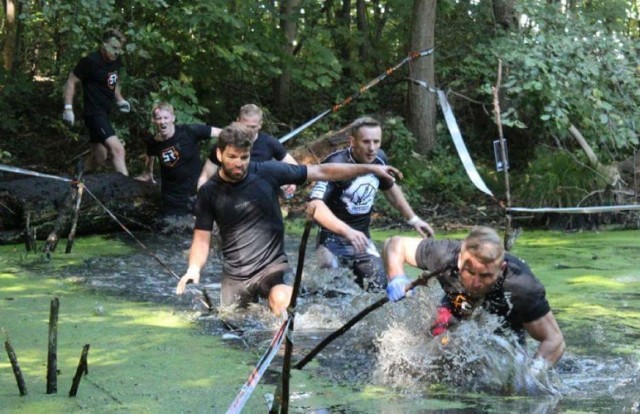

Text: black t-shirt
xmin=73 ymin=50 xmax=122 ymax=116
xmin=414 ymin=239 xmax=551 ymax=339
xmin=144 ymin=124 xmax=212 ymax=214
xmin=194 ymin=161 xmax=308 ymax=280
xmin=309 ymin=148 xmax=393 ymax=240
xmin=207 ymin=131 xmax=287 ymax=165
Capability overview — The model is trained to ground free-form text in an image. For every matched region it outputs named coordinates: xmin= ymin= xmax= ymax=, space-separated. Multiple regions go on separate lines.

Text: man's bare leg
xmin=268 ymin=284 xmax=293 ymax=316
xmin=84 ymin=142 xmax=109 ymax=173
xmin=104 ymin=135 xmax=128 ymax=176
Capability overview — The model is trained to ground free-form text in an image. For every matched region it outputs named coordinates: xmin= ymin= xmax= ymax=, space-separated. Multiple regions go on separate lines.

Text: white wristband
xmin=64 ymin=104 xmax=73 ymax=109
xmin=406 ymin=216 xmax=421 ymax=226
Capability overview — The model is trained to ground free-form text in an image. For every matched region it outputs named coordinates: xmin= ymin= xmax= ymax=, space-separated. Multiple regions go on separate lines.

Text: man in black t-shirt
xmin=135 ymin=102 xmax=221 ymax=217
xmin=62 ymin=28 xmax=131 ymax=176
xmin=383 ymin=226 xmax=565 ymax=369
xmin=196 ymin=104 xmax=297 ymax=193
xmin=308 ymin=117 xmax=434 ymax=292
xmin=176 ymin=123 xmax=402 ymax=316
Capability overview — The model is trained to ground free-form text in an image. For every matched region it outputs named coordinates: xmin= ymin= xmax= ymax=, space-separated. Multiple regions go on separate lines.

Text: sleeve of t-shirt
xmin=504 ymin=258 xmax=551 ymax=324
xmin=267 ymin=136 xmax=287 ymax=161
xmin=415 ymin=239 xmax=461 ymax=271
xmin=186 ymin=124 xmax=214 ymax=141
xmin=308 ymin=154 xmax=334 ymax=201
xmin=193 ymin=183 xmax=217 ymax=231
xmin=254 ymin=161 xmax=307 ymax=187
xmin=72 ymin=55 xmax=92 ymax=80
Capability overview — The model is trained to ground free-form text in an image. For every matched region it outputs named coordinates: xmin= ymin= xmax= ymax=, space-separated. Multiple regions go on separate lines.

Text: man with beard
xmin=176 ymin=122 xmax=402 ymax=316
xmin=308 ymin=117 xmax=434 ymax=292
xmin=383 ymin=226 xmax=565 ymax=368
xmin=135 ymin=102 xmax=221 ymax=218
xmin=197 ymin=104 xmax=298 ymax=197
xmin=62 ymin=28 xmax=131 ymax=176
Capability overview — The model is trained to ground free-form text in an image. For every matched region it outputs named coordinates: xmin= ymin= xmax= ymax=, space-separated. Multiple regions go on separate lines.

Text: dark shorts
xmin=220 ymin=261 xmax=292 ymax=308
xmin=84 ymin=114 xmax=116 ymax=144
xmin=316 ymin=233 xmax=386 ymax=292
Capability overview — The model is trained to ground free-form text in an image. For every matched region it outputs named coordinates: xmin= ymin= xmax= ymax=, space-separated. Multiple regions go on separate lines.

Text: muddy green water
xmin=1 ymin=229 xmax=639 ymax=413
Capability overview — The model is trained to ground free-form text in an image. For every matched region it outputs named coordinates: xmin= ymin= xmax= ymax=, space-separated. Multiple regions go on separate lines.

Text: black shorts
xmin=84 ymin=114 xmax=116 ymax=144
xmin=220 ymin=261 xmax=292 ymax=308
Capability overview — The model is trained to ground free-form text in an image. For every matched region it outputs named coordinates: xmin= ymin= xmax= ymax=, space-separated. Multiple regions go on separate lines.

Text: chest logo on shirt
xmin=106 ymin=71 xmax=118 ymax=91
xmin=341 ymin=175 xmax=379 ymax=215
xmin=161 ymin=146 xmax=180 ymax=167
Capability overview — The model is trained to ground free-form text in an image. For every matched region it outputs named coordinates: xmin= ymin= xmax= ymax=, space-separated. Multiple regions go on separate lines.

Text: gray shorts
xmin=220 ymin=261 xmax=292 ymax=308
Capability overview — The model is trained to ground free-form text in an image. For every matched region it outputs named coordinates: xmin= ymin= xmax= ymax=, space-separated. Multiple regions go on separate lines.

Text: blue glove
xmin=386 ymin=275 xmax=413 ymax=302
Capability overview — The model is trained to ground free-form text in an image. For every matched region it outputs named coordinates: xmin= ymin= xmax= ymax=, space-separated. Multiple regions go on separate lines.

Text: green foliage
xmin=468 ymin=1 xmax=639 ymax=162
xmin=513 ymin=147 xmax=606 ymax=208
xmin=381 ymin=117 xmax=481 ymax=214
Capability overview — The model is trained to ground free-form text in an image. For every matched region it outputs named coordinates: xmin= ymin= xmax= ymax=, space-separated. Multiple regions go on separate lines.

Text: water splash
xmin=373 ymin=287 xmax=562 ymax=396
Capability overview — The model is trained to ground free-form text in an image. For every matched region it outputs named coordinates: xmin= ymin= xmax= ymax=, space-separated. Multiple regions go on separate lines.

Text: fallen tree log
xmin=0 ymin=173 xmax=160 ymax=245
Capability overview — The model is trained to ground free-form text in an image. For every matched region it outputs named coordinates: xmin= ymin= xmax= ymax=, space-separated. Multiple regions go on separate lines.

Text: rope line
xmin=278 ymin=47 xmax=435 ymax=144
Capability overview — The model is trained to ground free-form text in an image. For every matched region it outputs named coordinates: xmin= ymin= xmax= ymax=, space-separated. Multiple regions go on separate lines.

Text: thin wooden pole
xmin=69 ymin=344 xmax=90 ymax=397
xmin=46 ymin=297 xmax=59 ymax=394
xmin=270 ymin=216 xmax=314 ymax=414
xmin=294 ymin=267 xmax=449 ymax=370
xmin=3 ymin=329 xmax=28 ymax=396
xmin=492 ymin=59 xmax=513 ymax=250
xmin=65 ymin=183 xmax=84 ymax=254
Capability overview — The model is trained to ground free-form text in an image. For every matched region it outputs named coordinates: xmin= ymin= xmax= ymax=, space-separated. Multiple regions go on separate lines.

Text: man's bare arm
xmin=523 ymin=311 xmax=565 ymax=366
xmin=306 ymin=163 xmax=401 ymax=183
xmin=383 ymin=185 xmax=434 ymax=238
xmin=176 ymin=229 xmax=212 ymax=294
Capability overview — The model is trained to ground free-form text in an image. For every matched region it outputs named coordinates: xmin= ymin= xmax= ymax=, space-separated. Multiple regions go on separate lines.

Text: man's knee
xmin=105 ymin=136 xmax=126 ymax=158
xmin=316 ymin=245 xmax=339 ymax=269
xmin=269 ymin=285 xmax=292 ymax=315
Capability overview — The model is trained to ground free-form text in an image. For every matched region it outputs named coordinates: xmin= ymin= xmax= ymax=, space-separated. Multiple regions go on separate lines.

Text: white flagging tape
xmin=437 ymin=90 xmax=494 ymax=197
xmin=226 ymin=318 xmax=292 ymax=414
xmin=508 ymin=205 xmax=640 ymax=214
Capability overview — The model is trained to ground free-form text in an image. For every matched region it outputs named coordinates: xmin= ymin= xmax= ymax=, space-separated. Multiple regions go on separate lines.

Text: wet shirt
xmin=415 ymin=239 xmax=551 ymax=340
xmin=309 ymin=148 xmax=393 ymax=241
xmin=194 ymin=161 xmax=308 ymax=280
xmin=207 ymin=132 xmax=287 ymax=165
xmin=73 ymin=50 xmax=122 ymax=116
xmin=144 ymin=124 xmax=212 ymax=214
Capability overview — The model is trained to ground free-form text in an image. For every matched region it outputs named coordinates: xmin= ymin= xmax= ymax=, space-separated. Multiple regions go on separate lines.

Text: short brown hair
xmin=349 ymin=116 xmax=381 ymax=139
xmin=217 ymin=122 xmax=253 ymax=152
xmin=102 ymin=28 xmax=126 ymax=44
xmin=462 ymin=226 xmax=505 ymax=264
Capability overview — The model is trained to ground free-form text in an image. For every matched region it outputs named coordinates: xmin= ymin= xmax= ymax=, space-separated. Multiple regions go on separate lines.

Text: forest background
xmin=1 ymin=0 xmax=639 ymax=226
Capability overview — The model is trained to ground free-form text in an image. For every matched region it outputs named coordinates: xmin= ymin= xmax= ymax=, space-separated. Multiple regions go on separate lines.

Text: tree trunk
xmin=2 ymin=0 xmax=17 ymax=72
xmin=273 ymin=0 xmax=301 ymax=115
xmin=492 ymin=0 xmax=517 ymax=30
xmin=334 ymin=0 xmax=352 ymax=76
xmin=406 ymin=0 xmax=437 ymax=155
xmin=0 ymin=173 xmax=160 ymax=244
xmin=355 ymin=0 xmax=370 ymax=61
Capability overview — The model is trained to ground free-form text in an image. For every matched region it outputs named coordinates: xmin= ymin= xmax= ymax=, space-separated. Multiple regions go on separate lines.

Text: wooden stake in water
xmin=69 ymin=344 xmax=90 ymax=397
xmin=46 ymin=297 xmax=59 ymax=394
xmin=3 ymin=329 xmax=28 ymax=396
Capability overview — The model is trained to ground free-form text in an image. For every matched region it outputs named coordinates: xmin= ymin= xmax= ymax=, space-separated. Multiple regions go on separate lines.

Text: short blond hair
xmin=151 ymin=102 xmax=174 ymax=118
xmin=238 ymin=104 xmax=263 ymax=120
xmin=462 ymin=226 xmax=505 ymax=264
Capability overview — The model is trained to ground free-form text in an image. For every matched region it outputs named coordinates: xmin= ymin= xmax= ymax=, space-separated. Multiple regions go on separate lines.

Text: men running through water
xmin=176 ymin=122 xmax=403 ymax=315
xmin=308 ymin=117 xmax=434 ymax=291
